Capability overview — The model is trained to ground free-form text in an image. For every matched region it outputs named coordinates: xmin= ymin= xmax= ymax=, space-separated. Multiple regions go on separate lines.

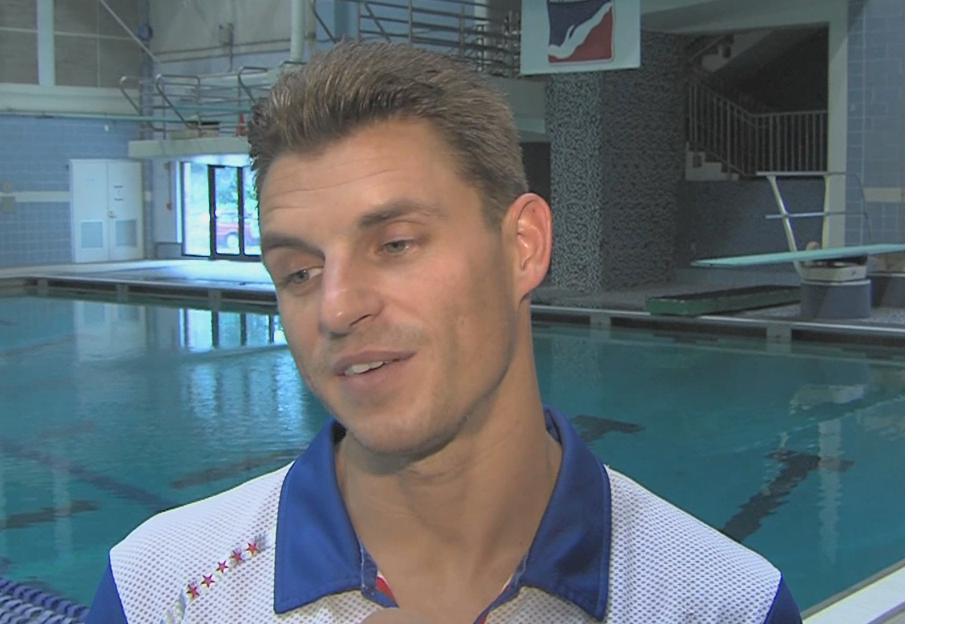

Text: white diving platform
xmin=692 ymin=243 xmax=905 ymax=268
xmin=690 ymin=171 xmax=905 ymax=319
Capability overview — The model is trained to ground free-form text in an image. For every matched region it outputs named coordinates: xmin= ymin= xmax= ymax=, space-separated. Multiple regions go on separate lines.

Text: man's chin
xmin=343 ymin=423 xmax=456 ymax=467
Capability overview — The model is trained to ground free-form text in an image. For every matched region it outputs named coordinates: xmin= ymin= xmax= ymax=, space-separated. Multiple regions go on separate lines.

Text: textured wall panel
xmin=546 ymin=32 xmax=686 ymax=293
xmin=0 ymin=30 xmax=38 ymax=83
xmin=599 ymin=32 xmax=686 ymax=289
xmin=97 ymin=0 xmax=139 ymax=38
xmin=99 ymin=37 xmax=141 ymax=87
xmin=54 ymin=34 xmax=99 ymax=86
xmin=0 ymin=0 xmax=36 ymax=28
xmin=546 ymin=72 xmax=604 ymax=292
xmin=55 ymin=0 xmax=98 ymax=34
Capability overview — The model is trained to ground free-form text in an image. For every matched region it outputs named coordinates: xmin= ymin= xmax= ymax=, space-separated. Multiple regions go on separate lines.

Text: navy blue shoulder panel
xmin=763 ymin=577 xmax=802 ymax=624
xmin=85 ymin=560 xmax=129 ymax=624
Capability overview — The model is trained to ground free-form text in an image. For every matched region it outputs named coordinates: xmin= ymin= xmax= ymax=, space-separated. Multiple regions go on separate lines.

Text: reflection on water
xmin=0 ymin=297 xmax=903 ymax=610
xmin=791 ymin=383 xmax=867 ymax=412
xmin=0 ymin=297 xmax=313 ymax=604
xmin=534 ymin=323 xmax=904 ymax=609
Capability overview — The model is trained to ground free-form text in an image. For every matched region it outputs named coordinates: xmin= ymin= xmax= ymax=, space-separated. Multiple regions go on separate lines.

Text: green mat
xmin=647 ymin=285 xmax=801 ymax=316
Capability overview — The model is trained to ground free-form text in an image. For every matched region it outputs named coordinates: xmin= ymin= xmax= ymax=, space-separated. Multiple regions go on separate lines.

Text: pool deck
xmin=802 ymin=562 xmax=905 ymax=624
xmin=0 ymin=258 xmax=904 ymax=345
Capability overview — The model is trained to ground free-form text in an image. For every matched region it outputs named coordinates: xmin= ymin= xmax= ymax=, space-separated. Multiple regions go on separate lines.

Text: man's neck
xmin=335 ymin=396 xmax=562 ymax=621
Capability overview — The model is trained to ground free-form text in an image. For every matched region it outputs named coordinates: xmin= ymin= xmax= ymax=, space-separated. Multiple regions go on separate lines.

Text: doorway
xmin=182 ymin=163 xmax=260 ymax=259
xmin=70 ymin=159 xmax=144 ymax=263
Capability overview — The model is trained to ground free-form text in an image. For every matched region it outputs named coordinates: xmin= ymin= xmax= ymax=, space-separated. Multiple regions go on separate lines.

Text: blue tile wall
xmin=845 ymin=0 xmax=904 ymax=245
xmin=0 ymin=202 xmax=72 ymax=266
xmin=675 ymin=180 xmax=825 ymax=266
xmin=0 ymin=116 xmax=140 ymax=268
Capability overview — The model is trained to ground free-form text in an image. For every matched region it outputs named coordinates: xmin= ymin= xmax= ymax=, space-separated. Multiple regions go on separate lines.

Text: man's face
xmin=259 ymin=119 xmax=519 ymax=457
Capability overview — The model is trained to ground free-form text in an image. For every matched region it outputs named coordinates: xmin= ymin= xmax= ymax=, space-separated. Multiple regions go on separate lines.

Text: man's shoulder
xmin=116 ymin=462 xmax=291 ymax=552
xmin=605 ymin=466 xmax=774 ymax=564
xmin=107 ymin=463 xmax=293 ymax=620
xmin=603 ymin=466 xmax=791 ymax=623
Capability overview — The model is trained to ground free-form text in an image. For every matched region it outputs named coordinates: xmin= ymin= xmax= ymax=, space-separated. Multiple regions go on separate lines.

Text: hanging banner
xmin=520 ymin=0 xmax=641 ymax=75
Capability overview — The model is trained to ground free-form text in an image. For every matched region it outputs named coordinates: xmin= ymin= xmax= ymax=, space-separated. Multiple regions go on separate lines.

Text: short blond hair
xmin=249 ymin=42 xmax=528 ymax=227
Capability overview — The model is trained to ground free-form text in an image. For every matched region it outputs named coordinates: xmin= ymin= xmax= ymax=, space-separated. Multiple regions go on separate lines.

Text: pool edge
xmin=1 ymin=275 xmax=904 ymax=348
xmin=801 ymin=561 xmax=905 ymax=624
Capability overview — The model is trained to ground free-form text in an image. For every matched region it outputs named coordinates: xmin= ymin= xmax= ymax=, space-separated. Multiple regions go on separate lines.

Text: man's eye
xmin=289 ymin=269 xmax=309 ymax=284
xmin=383 ymin=240 xmax=412 ymax=254
xmin=285 ymin=267 xmax=320 ymax=286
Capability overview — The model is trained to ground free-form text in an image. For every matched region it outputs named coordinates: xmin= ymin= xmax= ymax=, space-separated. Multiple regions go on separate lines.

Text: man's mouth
xmin=334 ymin=352 xmax=413 ymax=377
xmin=343 ymin=360 xmax=393 ymax=376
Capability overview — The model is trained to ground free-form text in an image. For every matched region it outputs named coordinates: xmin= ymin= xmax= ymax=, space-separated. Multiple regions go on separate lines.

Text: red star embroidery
xmin=230 ymin=549 xmax=244 ymax=565
xmin=246 ymin=541 xmax=260 ymax=556
xmin=216 ymin=561 xmax=229 ymax=574
xmin=201 ymin=574 xmax=215 ymax=589
xmin=186 ymin=584 xmax=200 ymax=600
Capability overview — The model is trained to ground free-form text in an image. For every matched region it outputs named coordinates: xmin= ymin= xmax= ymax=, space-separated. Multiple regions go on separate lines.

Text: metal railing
xmin=345 ymin=0 xmax=521 ymax=77
xmin=119 ymin=64 xmax=304 ymax=139
xmin=687 ymin=78 xmax=827 ymax=176
xmin=119 ymin=1 xmax=522 ymax=137
xmin=755 ymin=110 xmax=828 ymax=173
xmin=121 ymin=73 xmax=243 ymax=138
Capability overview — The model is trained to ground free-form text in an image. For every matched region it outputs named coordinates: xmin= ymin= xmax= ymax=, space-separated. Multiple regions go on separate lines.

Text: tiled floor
xmin=0 ymin=259 xmax=273 ymax=289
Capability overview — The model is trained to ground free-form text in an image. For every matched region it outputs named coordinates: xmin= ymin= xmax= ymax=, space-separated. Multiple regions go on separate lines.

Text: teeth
xmin=344 ymin=360 xmax=387 ymax=376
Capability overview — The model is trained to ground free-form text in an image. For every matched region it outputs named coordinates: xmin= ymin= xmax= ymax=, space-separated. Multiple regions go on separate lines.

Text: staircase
xmin=685 ymin=30 xmax=828 ymax=181
xmin=686 ymin=148 xmax=738 ymax=181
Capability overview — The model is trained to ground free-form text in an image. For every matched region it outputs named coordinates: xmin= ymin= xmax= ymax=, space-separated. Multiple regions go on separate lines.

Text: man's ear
xmin=504 ymin=193 xmax=553 ymax=300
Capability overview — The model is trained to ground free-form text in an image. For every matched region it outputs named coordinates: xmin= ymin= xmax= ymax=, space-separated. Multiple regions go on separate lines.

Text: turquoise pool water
xmin=0 ymin=295 xmax=904 ymax=610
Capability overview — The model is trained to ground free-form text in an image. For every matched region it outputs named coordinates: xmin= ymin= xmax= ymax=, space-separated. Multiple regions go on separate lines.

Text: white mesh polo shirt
xmin=86 ymin=408 xmax=801 ymax=623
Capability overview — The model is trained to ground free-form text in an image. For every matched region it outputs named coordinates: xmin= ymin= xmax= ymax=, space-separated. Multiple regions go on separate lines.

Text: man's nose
xmin=316 ymin=261 xmax=383 ymax=336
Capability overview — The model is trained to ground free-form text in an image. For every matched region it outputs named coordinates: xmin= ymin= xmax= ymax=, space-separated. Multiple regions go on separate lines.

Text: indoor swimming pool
xmin=0 ymin=295 xmax=905 ymax=611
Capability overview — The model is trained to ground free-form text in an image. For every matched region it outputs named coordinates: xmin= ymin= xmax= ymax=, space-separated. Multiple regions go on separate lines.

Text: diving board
xmin=693 ymin=243 xmax=905 ymax=268
xmin=690 ymin=171 xmax=905 ymax=319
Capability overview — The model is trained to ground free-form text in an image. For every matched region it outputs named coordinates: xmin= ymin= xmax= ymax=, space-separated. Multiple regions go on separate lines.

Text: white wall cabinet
xmin=70 ymin=159 xmax=144 ymax=263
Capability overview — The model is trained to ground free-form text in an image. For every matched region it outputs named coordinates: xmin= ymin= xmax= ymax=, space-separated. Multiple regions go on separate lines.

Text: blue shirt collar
xmin=274 ymin=407 xmax=611 ymax=620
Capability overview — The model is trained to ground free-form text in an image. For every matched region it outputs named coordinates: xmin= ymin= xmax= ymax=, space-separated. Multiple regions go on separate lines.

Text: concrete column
xmin=333 ymin=0 xmax=358 ymax=41
xmin=291 ymin=0 xmax=305 ymax=61
xmin=546 ymin=32 xmax=686 ymax=293
xmin=546 ymin=73 xmax=604 ymax=292
xmin=825 ymin=2 xmax=849 ymax=247
xmin=36 ymin=0 xmax=55 ymax=86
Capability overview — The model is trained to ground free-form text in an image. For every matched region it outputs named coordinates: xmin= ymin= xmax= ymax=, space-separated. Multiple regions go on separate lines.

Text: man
xmin=87 ymin=42 xmax=801 ymax=623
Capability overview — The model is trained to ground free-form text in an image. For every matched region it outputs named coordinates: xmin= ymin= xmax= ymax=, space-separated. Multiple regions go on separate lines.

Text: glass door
xmin=182 ymin=163 xmax=260 ymax=259
xmin=242 ymin=166 xmax=260 ymax=255
xmin=183 ymin=162 xmax=211 ymax=256
xmin=212 ymin=166 xmax=240 ymax=257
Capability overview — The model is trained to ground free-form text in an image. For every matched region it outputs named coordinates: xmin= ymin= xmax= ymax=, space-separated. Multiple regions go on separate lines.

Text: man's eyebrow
xmin=259 ymin=233 xmax=324 ymax=258
xmin=260 ymin=201 xmax=440 ymax=257
xmin=357 ymin=200 xmax=442 ymax=229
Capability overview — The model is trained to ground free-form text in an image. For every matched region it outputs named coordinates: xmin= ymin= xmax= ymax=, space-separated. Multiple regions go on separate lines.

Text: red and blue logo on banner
xmin=547 ymin=0 xmax=614 ymax=63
